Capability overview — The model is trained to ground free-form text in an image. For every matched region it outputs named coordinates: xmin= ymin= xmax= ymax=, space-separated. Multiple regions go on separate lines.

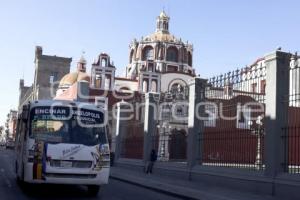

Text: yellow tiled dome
xmin=145 ymin=32 xmax=178 ymax=42
xmin=59 ymin=72 xmax=90 ymax=87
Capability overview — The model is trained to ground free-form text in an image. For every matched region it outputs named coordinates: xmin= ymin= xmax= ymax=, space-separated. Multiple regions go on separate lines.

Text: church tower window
xmin=101 ymin=58 xmax=107 ymax=67
xmin=142 ymin=46 xmax=154 ymax=61
xmin=151 ymin=80 xmax=157 ymax=92
xmin=188 ymin=51 xmax=192 ymax=66
xmin=166 ymin=47 xmax=178 ymax=62
xmin=143 ymin=80 xmax=148 ymax=92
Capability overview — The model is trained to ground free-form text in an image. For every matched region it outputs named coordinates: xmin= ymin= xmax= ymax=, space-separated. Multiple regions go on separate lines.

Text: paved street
xmin=0 ymin=148 xmax=181 ymax=200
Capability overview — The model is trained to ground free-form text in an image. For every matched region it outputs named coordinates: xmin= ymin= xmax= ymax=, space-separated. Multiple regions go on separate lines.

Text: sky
xmin=0 ymin=0 xmax=299 ymax=126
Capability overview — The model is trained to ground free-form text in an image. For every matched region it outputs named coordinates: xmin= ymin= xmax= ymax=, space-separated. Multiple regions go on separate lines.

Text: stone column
xmin=139 ymin=74 xmax=144 ymax=92
xmin=187 ymin=78 xmax=207 ymax=168
xmin=114 ymin=101 xmax=132 ymax=161
xmin=296 ymin=59 xmax=300 ymax=107
xmin=111 ymin=69 xmax=115 ymax=90
xmin=157 ymin=74 xmax=161 ymax=92
xmin=149 ymin=77 xmax=152 ymax=92
xmin=264 ymin=50 xmax=291 ymax=177
xmin=133 ymin=46 xmax=137 ymax=61
xmin=91 ymin=68 xmax=96 ymax=88
xmin=101 ymin=73 xmax=105 ymax=90
xmin=143 ymin=92 xmax=159 ymax=162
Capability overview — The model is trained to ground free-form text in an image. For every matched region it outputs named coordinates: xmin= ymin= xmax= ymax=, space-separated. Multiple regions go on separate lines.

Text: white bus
xmin=15 ymin=100 xmax=110 ymax=195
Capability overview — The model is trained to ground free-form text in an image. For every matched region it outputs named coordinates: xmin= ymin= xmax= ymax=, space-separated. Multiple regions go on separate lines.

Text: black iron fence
xmin=203 ymin=64 xmax=266 ymax=170
xmin=283 ymin=57 xmax=300 ymax=173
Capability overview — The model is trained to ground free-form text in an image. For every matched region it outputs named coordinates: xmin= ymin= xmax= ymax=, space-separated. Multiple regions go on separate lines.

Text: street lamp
xmin=249 ymin=115 xmax=264 ymax=170
xmin=255 ymin=115 xmax=263 ymax=170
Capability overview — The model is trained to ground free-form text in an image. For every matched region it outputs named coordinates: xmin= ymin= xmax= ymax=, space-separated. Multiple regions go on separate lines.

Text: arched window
xmin=101 ymin=58 xmax=107 ymax=67
xmin=142 ymin=46 xmax=154 ymax=61
xmin=95 ymin=75 xmax=101 ymax=88
xmin=151 ymin=80 xmax=157 ymax=92
xmin=143 ymin=80 xmax=148 ymax=93
xmin=163 ymin=22 xmax=166 ymax=30
xmin=188 ymin=52 xmax=192 ymax=66
xmin=166 ymin=47 xmax=178 ymax=62
xmin=105 ymin=76 xmax=110 ymax=90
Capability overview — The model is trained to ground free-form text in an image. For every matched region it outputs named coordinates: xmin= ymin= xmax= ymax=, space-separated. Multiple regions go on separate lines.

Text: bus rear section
xmin=15 ymin=100 xmax=110 ymax=195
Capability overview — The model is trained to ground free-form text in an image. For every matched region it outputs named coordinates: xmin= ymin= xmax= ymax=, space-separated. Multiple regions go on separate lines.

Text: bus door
xmin=16 ymin=118 xmax=27 ymax=173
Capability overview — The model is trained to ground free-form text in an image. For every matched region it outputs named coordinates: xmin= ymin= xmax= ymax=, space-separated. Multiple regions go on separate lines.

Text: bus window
xmin=30 ymin=120 xmax=69 ymax=143
xmin=71 ymin=120 xmax=107 ymax=146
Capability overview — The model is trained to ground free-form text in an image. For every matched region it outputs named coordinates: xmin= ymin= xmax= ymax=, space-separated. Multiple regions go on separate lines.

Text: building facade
xmin=5 ymin=110 xmax=17 ymax=140
xmin=19 ymin=46 xmax=72 ymax=110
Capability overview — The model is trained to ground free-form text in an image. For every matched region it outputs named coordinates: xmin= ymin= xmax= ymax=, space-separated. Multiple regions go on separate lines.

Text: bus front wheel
xmin=87 ymin=185 xmax=100 ymax=196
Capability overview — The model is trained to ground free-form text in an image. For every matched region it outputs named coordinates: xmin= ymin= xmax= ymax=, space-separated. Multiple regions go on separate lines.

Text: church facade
xmin=54 ymin=11 xmax=196 ymax=160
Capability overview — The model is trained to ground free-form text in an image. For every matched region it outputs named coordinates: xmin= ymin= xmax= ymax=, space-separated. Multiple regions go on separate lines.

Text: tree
xmin=0 ymin=126 xmax=3 ymax=136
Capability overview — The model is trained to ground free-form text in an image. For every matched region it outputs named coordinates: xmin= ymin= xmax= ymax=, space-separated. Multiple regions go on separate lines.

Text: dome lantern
xmin=77 ymin=53 xmax=87 ymax=73
xmin=156 ymin=11 xmax=170 ymax=33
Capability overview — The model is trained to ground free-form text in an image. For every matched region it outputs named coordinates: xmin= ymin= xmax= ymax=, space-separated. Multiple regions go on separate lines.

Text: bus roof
xmin=27 ymin=100 xmax=104 ymax=112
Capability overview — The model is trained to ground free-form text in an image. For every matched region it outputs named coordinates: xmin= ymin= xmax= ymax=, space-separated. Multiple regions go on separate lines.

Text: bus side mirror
xmin=21 ymin=105 xmax=29 ymax=122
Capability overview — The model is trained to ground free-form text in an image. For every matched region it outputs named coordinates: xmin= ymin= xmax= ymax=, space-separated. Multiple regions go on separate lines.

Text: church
xmin=56 ymin=11 xmax=195 ymax=97
xmin=54 ymin=11 xmax=196 ymax=160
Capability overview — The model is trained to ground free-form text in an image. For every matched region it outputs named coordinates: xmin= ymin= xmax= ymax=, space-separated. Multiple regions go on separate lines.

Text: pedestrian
xmin=146 ymin=149 xmax=157 ymax=174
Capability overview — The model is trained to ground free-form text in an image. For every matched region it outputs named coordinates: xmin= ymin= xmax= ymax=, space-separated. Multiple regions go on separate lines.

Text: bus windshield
xmin=30 ymin=106 xmax=107 ymax=146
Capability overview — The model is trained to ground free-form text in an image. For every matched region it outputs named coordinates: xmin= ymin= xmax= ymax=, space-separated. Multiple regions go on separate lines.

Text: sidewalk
xmin=110 ymin=166 xmax=278 ymax=200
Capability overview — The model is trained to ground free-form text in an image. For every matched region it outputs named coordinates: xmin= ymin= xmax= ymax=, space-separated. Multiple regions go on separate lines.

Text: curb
xmin=110 ymin=174 xmax=200 ymax=200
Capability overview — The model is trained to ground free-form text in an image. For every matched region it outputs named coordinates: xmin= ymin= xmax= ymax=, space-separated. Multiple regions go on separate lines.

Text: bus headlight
xmin=100 ymin=144 xmax=110 ymax=154
xmin=102 ymin=154 xmax=110 ymax=160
